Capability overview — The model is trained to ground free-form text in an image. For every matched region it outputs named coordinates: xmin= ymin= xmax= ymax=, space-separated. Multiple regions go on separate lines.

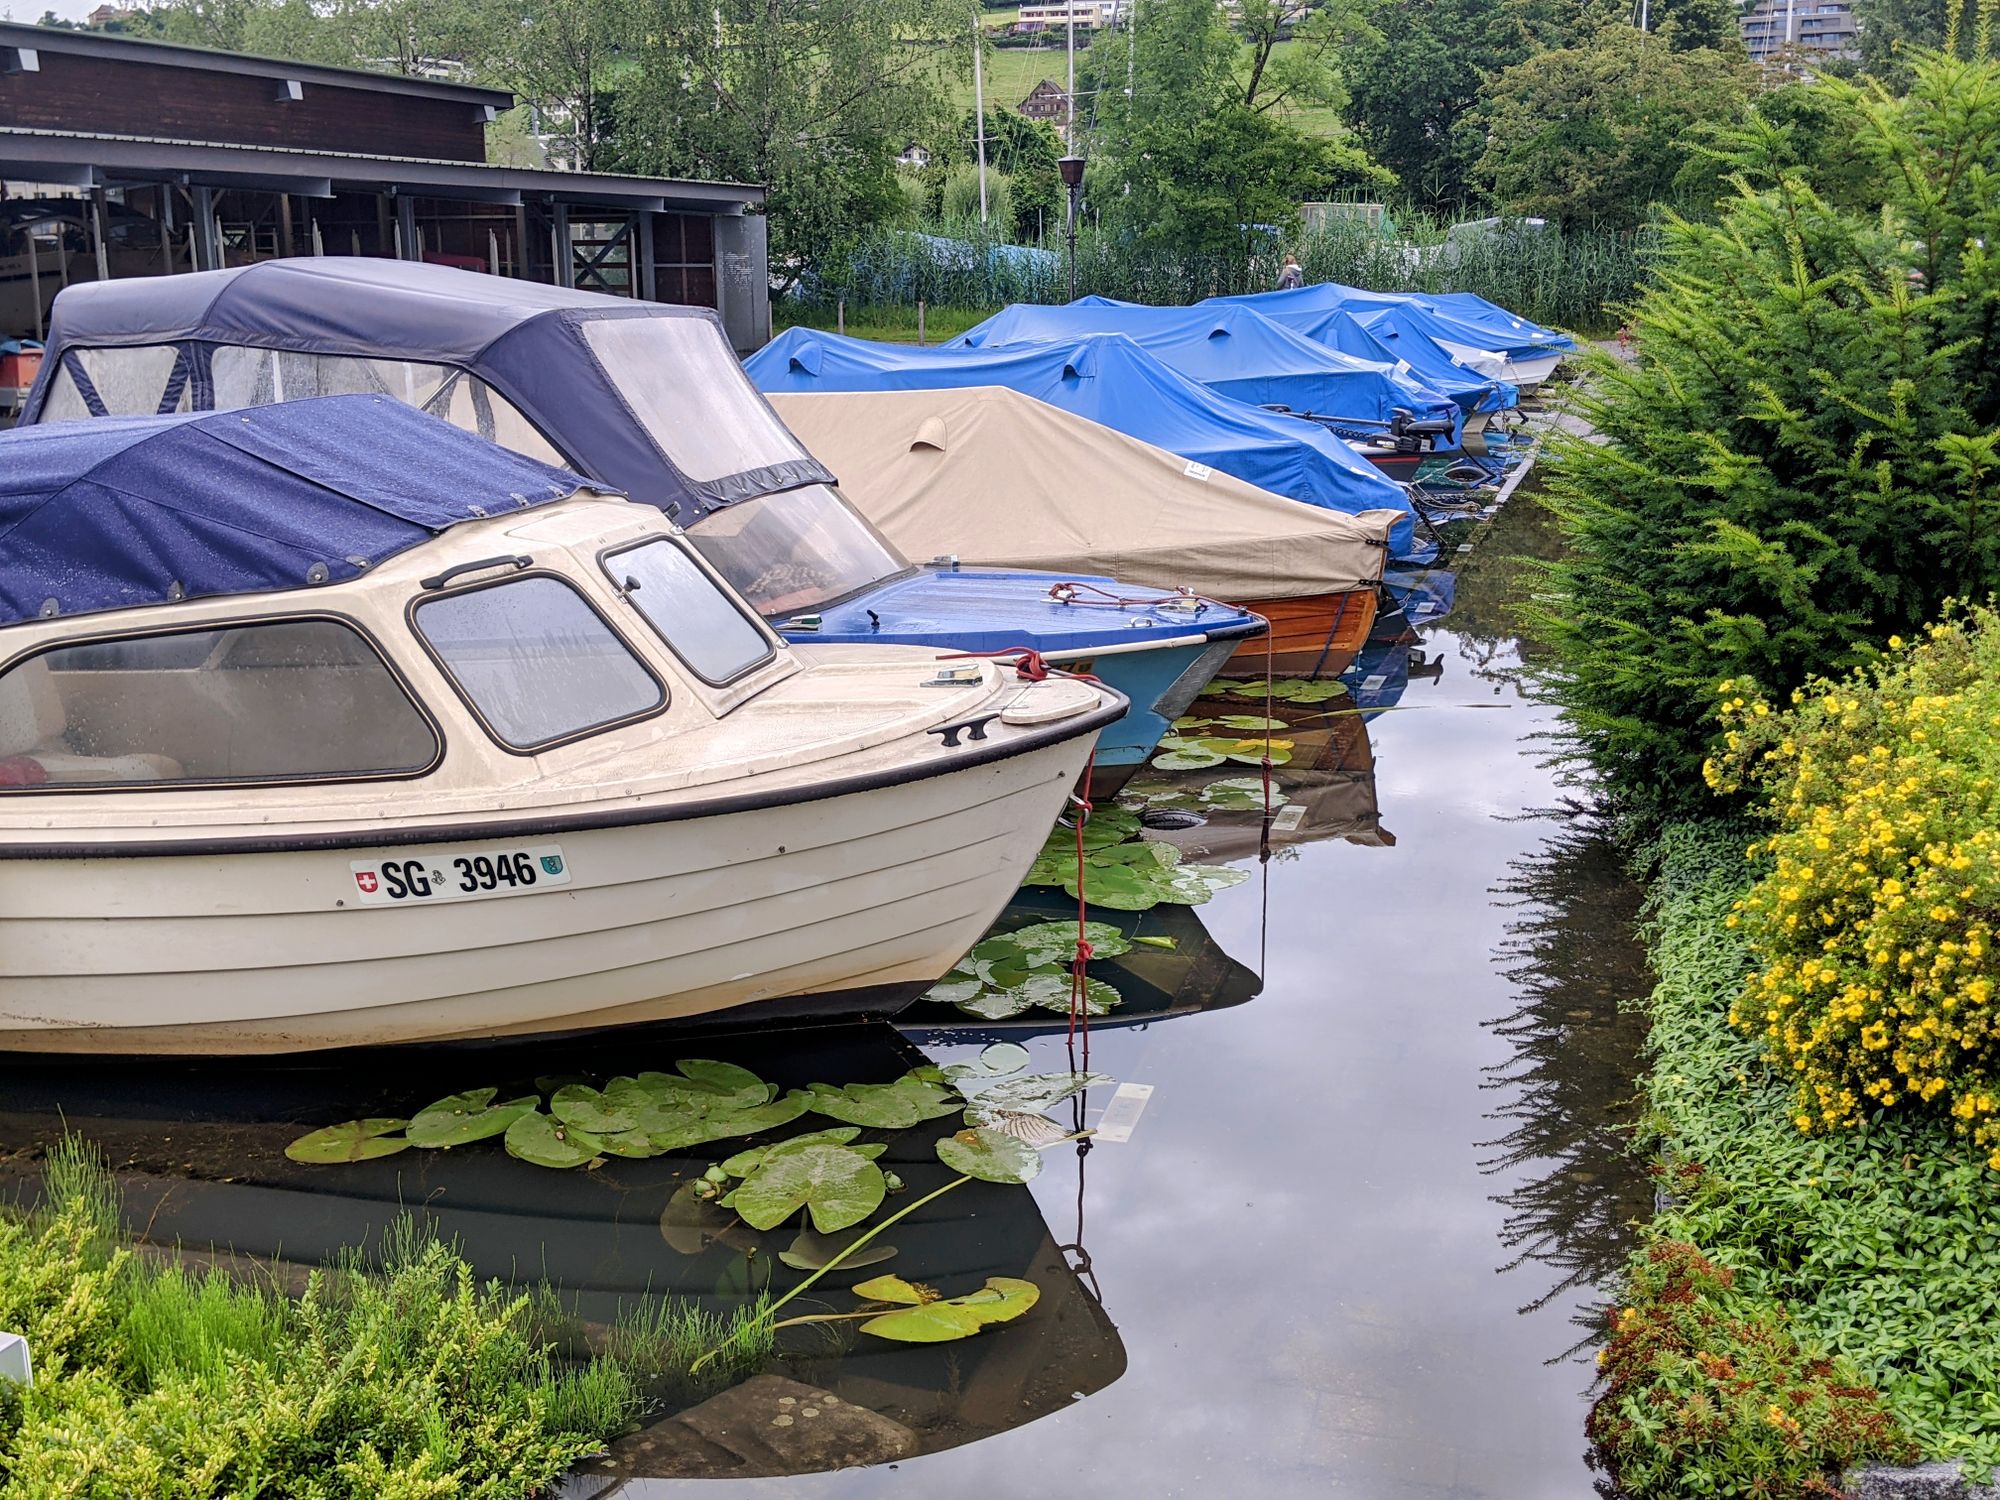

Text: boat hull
xmin=1047 ymin=633 xmax=1247 ymax=787
xmin=0 ymin=734 xmax=1098 ymax=1055
xmin=1226 ymin=587 xmax=1379 ymax=677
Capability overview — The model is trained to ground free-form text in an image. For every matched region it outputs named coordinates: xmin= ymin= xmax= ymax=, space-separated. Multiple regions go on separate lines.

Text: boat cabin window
xmin=0 ymin=620 xmax=439 ymax=791
xmin=414 ymin=576 xmax=664 ymax=751
xmin=35 ymin=343 xmax=565 ymax=467
xmin=602 ymin=539 xmax=775 ymax=685
xmin=683 ymin=484 xmax=908 ymax=618
xmin=579 ymin=316 xmax=811 ymax=483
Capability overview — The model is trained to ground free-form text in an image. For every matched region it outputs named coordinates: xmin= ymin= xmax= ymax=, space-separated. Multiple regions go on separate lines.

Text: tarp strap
xmin=155 ymin=346 xmax=194 ymax=417
xmin=59 ymin=351 xmax=108 ymax=419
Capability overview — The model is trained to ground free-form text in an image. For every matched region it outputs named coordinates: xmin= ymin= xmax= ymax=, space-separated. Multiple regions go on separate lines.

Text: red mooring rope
xmin=1068 ymin=750 xmax=1097 ymax=1072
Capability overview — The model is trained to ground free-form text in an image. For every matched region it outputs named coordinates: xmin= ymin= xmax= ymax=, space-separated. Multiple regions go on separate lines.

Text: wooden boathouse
xmin=0 ymin=21 xmax=769 ymax=375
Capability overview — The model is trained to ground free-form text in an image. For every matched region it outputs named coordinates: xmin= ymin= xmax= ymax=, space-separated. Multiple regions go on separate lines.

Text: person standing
xmin=1276 ymin=253 xmax=1304 ymax=290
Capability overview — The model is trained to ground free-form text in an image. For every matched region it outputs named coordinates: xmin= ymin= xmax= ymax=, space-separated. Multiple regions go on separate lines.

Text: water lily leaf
xmin=673 ymin=1060 xmax=773 ymax=1108
xmin=733 ymin=1144 xmax=886 ymax=1233
xmin=285 ymin=1118 xmax=410 ymax=1164
xmin=1227 ymin=747 xmax=1292 ymax=766
xmin=1062 ymin=862 xmax=1159 ymax=911
xmin=1133 ymin=935 xmax=1179 ymax=950
xmin=702 ymin=1090 xmax=813 ymax=1135
xmin=1198 ymin=777 xmax=1289 ymax=811
xmin=1091 ymin=841 xmax=1181 ymax=869
xmin=405 ymin=1090 xmax=539 ymax=1149
xmin=549 ymin=1083 xmax=641 ymax=1135
xmin=1046 ymin=977 xmax=1122 ymax=1015
xmin=1075 ymin=806 xmax=1142 ymax=849
xmin=924 ymin=976 xmax=985 ymax=1005
xmin=973 ymin=1071 xmax=1113 ymax=1114
xmin=1023 ymin=849 xmax=1073 ymax=887
xmin=1154 ymin=863 xmax=1252 ymax=904
xmin=807 ymin=1073 xmax=959 ymax=1129
xmin=1288 ymin=680 xmax=1350 ymax=703
xmin=1153 ymin=746 xmax=1227 ymax=770
xmin=778 ymin=1225 xmax=899 ymax=1273
xmin=964 ymin=1107 xmax=1072 ymax=1146
xmin=722 ymin=1126 xmax=862 ymax=1178
xmin=503 ymin=1111 xmax=603 ymax=1169
xmin=659 ymin=1181 xmax=758 ymax=1256
xmin=534 ymin=1074 xmax=588 ymax=1095
xmin=1008 ymin=920 xmax=1134 ymax=964
xmin=971 ymin=949 xmax=1041 ymax=989
xmin=1171 ymin=716 xmax=1214 ymax=730
xmin=1211 ymin=714 xmax=1285 ymax=730
xmin=592 ymin=1128 xmax=666 ymax=1158
xmin=860 ymin=1278 xmax=1040 ymax=1343
xmin=979 ymin=1042 xmax=1031 ymax=1075
xmin=853 ymin=1273 xmax=931 ymax=1305
xmin=936 ymin=1126 xmax=1043 ymax=1185
xmin=953 ymin=988 xmax=1037 ymax=1020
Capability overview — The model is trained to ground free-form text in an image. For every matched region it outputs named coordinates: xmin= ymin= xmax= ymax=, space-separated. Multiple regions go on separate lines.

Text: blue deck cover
xmin=1206 ymin=282 xmax=1573 ymax=361
xmin=949 ymin=301 xmax=1461 ymax=433
xmin=744 ymin=328 xmax=1418 ymax=555
xmin=0 ymin=395 xmax=590 ymax=627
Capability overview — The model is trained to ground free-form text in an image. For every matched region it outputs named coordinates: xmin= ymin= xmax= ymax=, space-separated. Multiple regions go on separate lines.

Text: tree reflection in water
xmin=1480 ymin=807 xmax=1655 ymax=1346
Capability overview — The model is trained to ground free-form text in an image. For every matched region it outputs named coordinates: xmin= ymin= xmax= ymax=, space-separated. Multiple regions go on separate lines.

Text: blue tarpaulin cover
xmin=744 ymin=327 xmax=1418 ymax=554
xmin=23 ymin=259 xmax=833 ymax=518
xmin=0 ymin=395 xmax=592 ymax=626
xmin=949 ymin=301 xmax=1461 ymax=432
xmin=1206 ymin=281 xmax=1573 ymax=360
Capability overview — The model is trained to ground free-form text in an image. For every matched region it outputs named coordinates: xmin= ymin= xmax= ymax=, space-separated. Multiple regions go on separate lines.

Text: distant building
xmin=1739 ymin=0 xmax=1860 ymax=63
xmin=84 ymin=5 xmax=136 ymax=27
xmin=1018 ymin=78 xmax=1070 ymax=122
xmin=897 ymin=142 xmax=932 ymax=169
xmin=1016 ymin=1 xmax=1123 ymax=25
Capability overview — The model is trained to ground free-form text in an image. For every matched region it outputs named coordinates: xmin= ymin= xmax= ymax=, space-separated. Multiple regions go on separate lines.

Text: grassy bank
xmin=0 ymin=1141 xmax=762 ymax=1498
xmin=1596 ymin=822 xmax=2000 ymax=1494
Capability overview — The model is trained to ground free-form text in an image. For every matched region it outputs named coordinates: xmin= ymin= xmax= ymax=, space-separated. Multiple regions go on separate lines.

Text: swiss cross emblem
xmin=355 ymin=870 xmax=379 ymax=894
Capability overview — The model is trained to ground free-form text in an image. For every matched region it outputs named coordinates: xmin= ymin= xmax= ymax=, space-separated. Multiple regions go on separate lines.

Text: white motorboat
xmin=0 ymin=396 xmax=1122 ymax=1054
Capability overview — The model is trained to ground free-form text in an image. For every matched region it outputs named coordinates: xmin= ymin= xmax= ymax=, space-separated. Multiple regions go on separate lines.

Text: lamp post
xmin=1058 ymin=154 xmax=1085 ymax=303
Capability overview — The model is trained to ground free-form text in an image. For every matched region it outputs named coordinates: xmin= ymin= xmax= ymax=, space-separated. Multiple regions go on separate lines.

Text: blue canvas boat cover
xmin=1206 ymin=282 xmax=1572 ymax=360
xmin=22 ymin=259 xmax=833 ymax=521
xmin=744 ymin=328 xmax=1417 ymax=553
xmin=1250 ymin=303 xmax=1514 ymax=415
xmin=948 ymin=301 xmax=1461 ymax=431
xmin=0 ymin=395 xmax=593 ymax=626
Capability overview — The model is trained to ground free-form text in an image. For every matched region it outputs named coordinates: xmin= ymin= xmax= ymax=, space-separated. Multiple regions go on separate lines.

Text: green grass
xmin=1611 ymin=822 xmax=2000 ymax=1486
xmin=950 ymin=42 xmax=1072 ymax=118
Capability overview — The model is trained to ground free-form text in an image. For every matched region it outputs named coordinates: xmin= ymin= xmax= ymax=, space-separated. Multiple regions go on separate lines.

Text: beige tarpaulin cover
xmin=769 ymin=386 xmax=1400 ymax=601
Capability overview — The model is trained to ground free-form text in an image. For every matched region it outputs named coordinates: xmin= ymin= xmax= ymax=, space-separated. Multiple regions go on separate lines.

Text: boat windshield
xmin=682 ymin=485 xmax=909 ymax=619
xmin=579 ymin=315 xmax=810 ymax=483
xmin=602 ymin=539 xmax=775 ymax=685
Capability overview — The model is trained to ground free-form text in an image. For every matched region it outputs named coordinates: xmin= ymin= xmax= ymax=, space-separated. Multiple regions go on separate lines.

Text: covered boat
xmin=0 ymin=396 xmax=1124 ymax=1054
xmin=19 ymin=259 xmax=1259 ymax=790
xmin=948 ymin=301 xmax=1463 ymax=438
xmin=743 ymin=327 xmax=1422 ymax=560
xmin=770 ymin=385 xmax=1403 ymax=676
xmin=1204 ymin=282 xmax=1573 ymax=388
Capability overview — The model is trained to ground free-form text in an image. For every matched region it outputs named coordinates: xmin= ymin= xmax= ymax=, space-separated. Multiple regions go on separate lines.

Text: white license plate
xmin=348 ymin=843 xmax=571 ymax=907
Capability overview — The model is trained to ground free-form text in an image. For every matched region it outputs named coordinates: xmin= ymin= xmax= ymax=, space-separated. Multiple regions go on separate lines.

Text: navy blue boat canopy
xmin=0 ymin=395 xmax=599 ymax=627
xmin=21 ymin=258 xmax=834 ymax=522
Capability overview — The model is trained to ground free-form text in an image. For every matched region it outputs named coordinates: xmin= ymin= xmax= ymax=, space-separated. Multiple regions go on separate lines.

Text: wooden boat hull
xmin=1226 ymin=587 xmax=1379 ymax=677
xmin=0 ymin=732 xmax=1101 ymax=1055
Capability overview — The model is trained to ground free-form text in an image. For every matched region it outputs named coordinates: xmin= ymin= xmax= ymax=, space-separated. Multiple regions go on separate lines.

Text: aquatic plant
xmin=1020 ymin=807 xmax=1249 ymax=911
xmin=0 ymin=1139 xmax=639 ymax=1498
xmin=922 ymin=920 xmax=1138 ymax=1019
xmin=1709 ymin=608 xmax=2000 ymax=1166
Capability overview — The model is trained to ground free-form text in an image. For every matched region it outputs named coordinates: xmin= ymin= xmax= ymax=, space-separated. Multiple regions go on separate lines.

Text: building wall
xmin=0 ymin=49 xmax=489 ymax=161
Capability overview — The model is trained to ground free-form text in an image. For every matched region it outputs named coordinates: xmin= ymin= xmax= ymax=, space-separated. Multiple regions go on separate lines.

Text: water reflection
xmin=1481 ymin=812 xmax=1655 ymax=1330
xmin=0 ymin=1024 xmax=1127 ymax=1479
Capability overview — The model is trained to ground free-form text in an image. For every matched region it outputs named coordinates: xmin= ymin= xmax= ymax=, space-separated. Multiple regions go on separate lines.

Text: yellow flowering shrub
xmin=1708 ymin=608 xmax=2000 ymax=1166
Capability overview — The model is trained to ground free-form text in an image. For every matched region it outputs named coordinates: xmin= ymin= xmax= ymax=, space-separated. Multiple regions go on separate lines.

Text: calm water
xmin=0 ymin=489 xmax=1654 ymax=1498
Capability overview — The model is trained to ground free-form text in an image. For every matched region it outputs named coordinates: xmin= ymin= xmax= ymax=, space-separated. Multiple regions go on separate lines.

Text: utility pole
xmin=972 ymin=13 xmax=989 ymax=225
xmin=1066 ymin=0 xmax=1076 ymax=150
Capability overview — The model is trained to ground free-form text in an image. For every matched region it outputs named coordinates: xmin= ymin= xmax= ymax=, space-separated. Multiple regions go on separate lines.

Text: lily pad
xmin=952 ymin=988 xmax=1037 ymax=1020
xmin=924 ymin=975 xmax=986 ymax=1006
xmin=806 ymin=1073 xmax=960 ymax=1130
xmin=1211 ymin=714 xmax=1286 ymax=730
xmin=1152 ymin=746 xmax=1227 ymax=770
xmin=972 ymin=1070 xmax=1114 ymax=1115
xmin=721 ymin=1126 xmax=862 ymax=1177
xmin=502 ymin=1110 xmax=603 ymax=1169
xmin=964 ymin=1107 xmax=1073 ymax=1146
xmin=979 ymin=1042 xmax=1031 ymax=1075
xmin=1154 ymin=863 xmax=1251 ymax=904
xmin=406 ymin=1090 xmax=539 ymax=1149
xmin=859 ymin=1277 xmax=1040 ymax=1343
xmin=778 ymin=1224 xmax=900 ymax=1273
xmin=285 ymin=1118 xmax=410 ymax=1164
xmin=1075 ymin=806 xmax=1142 ymax=849
xmin=1007 ymin=920 xmax=1134 ymax=964
xmin=733 ymin=1144 xmax=886 ymax=1233
xmin=936 ymin=1126 xmax=1043 ymax=1185
xmin=549 ymin=1083 xmax=642 ymax=1135
xmin=659 ymin=1181 xmax=759 ymax=1257
xmin=1198 ymin=777 xmax=1290 ymax=812
xmin=1059 ymin=862 xmax=1158 ymax=911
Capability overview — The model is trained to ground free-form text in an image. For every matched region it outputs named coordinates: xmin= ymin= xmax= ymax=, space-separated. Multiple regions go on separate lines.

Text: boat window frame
xmin=407 ymin=568 xmax=669 ymax=757
xmin=595 ymin=536 xmax=780 ymax=690
xmin=0 ymin=611 xmax=447 ymax=796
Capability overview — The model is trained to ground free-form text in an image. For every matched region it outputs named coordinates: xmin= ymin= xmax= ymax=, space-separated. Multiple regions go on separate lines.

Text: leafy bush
xmin=1589 ymin=1239 xmax=1913 ymax=1497
xmin=1534 ymin=52 xmax=2000 ymax=819
xmin=0 ymin=1139 xmax=637 ymax=1498
xmin=1710 ymin=606 xmax=2000 ymax=1163
xmin=1613 ymin=822 xmax=2000 ymax=1483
